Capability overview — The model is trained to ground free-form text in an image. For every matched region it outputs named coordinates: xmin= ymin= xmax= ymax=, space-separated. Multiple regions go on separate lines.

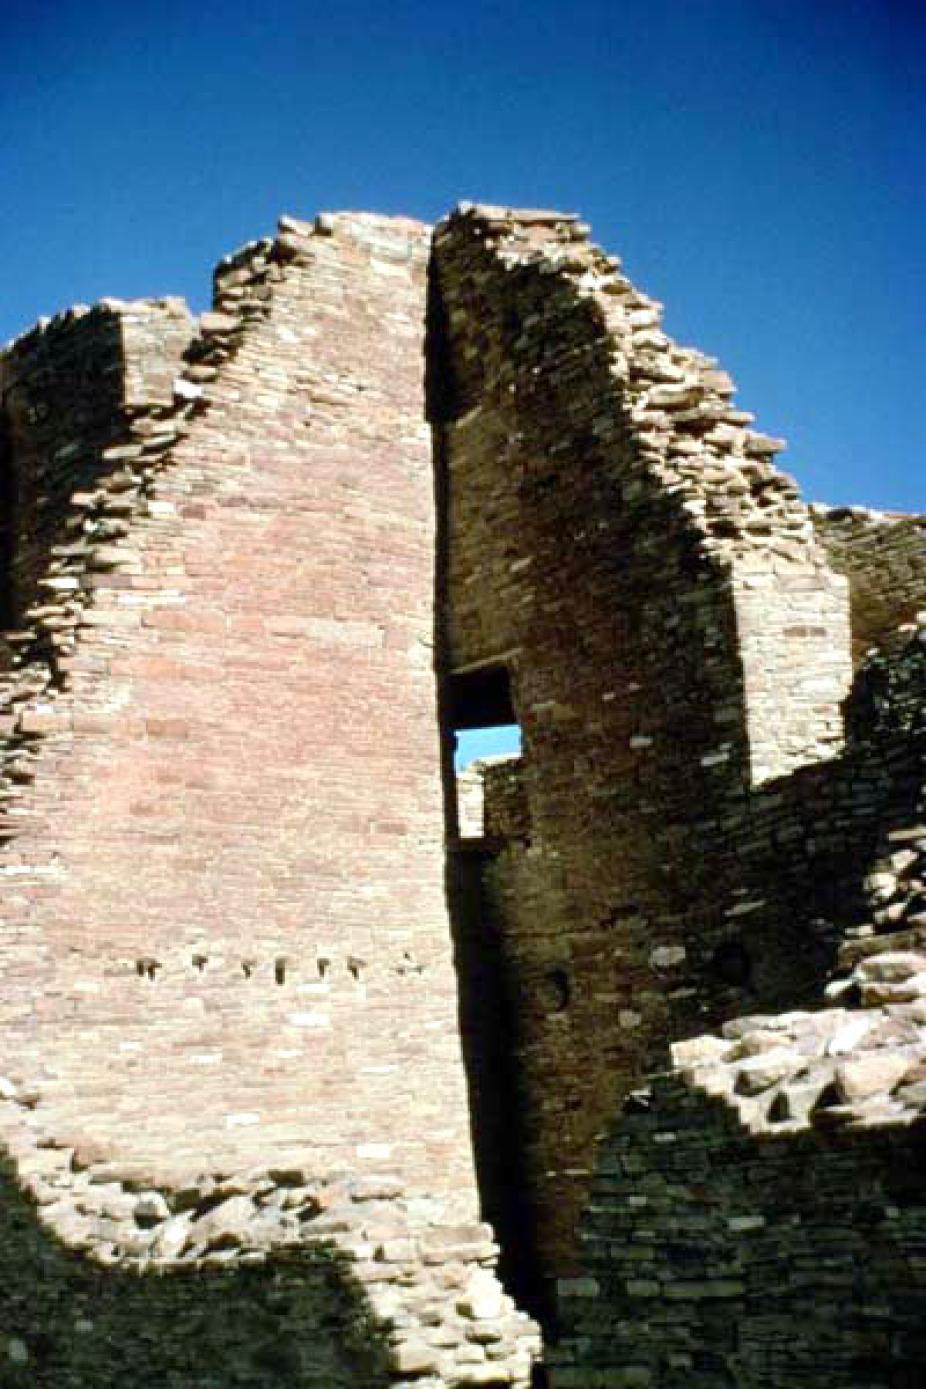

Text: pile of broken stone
xmin=672 ymin=931 xmax=926 ymax=1134
xmin=863 ymin=823 xmax=926 ymax=935
xmin=0 ymin=1074 xmax=538 ymax=1385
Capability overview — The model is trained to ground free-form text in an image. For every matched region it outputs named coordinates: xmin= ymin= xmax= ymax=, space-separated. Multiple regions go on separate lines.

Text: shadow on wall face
xmin=0 ymin=1151 xmax=396 ymax=1387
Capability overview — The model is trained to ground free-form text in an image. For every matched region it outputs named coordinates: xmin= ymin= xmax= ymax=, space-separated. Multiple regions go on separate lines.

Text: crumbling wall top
xmin=812 ymin=502 xmax=926 ymax=664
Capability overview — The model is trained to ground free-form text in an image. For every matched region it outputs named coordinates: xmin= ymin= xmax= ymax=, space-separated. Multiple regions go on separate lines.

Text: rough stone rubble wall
xmin=551 ymin=937 xmax=926 ymax=1388
xmin=0 ymin=214 xmax=537 ymax=1386
xmin=432 ymin=204 xmax=854 ymax=1289
xmin=812 ymin=504 xmax=926 ymax=663
xmin=548 ymin=613 xmax=924 ymax=1387
xmin=0 ymin=300 xmax=193 ymax=628
xmin=0 ymin=1067 xmax=533 ymax=1387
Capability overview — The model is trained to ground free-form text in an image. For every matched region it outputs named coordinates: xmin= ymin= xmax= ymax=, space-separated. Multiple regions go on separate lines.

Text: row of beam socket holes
xmin=133 ymin=952 xmax=427 ymax=983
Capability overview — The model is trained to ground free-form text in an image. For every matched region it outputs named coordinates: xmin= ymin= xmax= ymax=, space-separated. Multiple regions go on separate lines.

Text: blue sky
xmin=2 ymin=0 xmax=923 ymax=520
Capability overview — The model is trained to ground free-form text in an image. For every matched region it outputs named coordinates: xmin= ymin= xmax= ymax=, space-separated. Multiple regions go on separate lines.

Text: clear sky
xmin=2 ymin=0 xmax=923 ymax=518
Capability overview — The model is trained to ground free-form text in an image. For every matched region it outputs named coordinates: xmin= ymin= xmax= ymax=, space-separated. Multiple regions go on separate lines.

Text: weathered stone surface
xmin=0 ymin=211 xmax=540 ymax=1387
xmin=835 ymin=1052 xmax=912 ymax=1101
xmin=432 ymin=202 xmax=922 ymax=1310
xmin=0 ymin=200 xmax=921 ymax=1386
xmin=812 ymin=504 xmax=926 ymax=663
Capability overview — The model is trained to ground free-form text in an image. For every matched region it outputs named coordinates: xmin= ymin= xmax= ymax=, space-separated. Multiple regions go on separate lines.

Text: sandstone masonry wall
xmin=432 ymin=205 xmax=853 ymax=1291
xmin=0 ymin=198 xmax=920 ymax=1385
xmin=551 ymin=940 xmax=926 ymax=1388
xmin=0 ymin=214 xmax=537 ymax=1386
xmin=0 ymin=211 xmax=466 ymax=1186
xmin=687 ymin=625 xmax=926 ymax=1018
xmin=0 ymin=300 xmax=193 ymax=627
xmin=547 ymin=615 xmax=923 ymax=1387
xmin=812 ymin=505 xmax=926 ymax=663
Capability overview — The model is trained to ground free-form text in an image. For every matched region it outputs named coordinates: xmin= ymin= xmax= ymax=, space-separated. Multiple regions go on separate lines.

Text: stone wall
xmin=458 ymin=651 xmax=925 ymax=1308
xmin=0 ymin=197 xmax=921 ymax=1384
xmin=692 ymin=622 xmax=926 ymax=1013
xmin=431 ymin=205 xmax=853 ymax=1294
xmin=546 ymin=606 xmax=923 ymax=1386
xmin=551 ymin=940 xmax=926 ymax=1388
xmin=0 ymin=300 xmax=193 ymax=626
xmin=0 ymin=1067 xmax=537 ymax=1387
xmin=0 ymin=213 xmax=537 ymax=1385
xmin=812 ymin=505 xmax=926 ymax=663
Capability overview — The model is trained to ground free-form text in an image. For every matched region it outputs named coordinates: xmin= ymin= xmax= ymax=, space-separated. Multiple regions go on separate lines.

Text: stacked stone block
xmin=0 ymin=212 xmax=537 ymax=1385
xmin=812 ymin=504 xmax=926 ymax=663
xmin=551 ymin=940 xmax=926 ymax=1387
xmin=0 ymin=299 xmax=193 ymax=631
xmin=432 ymin=205 xmax=856 ymax=1291
xmin=0 ymin=198 xmax=921 ymax=1385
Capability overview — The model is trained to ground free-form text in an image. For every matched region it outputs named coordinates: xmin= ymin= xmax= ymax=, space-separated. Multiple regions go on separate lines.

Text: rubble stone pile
xmin=552 ymin=938 xmax=926 ymax=1387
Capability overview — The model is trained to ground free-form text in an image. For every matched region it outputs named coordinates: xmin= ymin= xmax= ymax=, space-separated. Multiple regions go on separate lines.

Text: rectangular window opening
xmin=447 ymin=664 xmax=523 ymax=839
xmin=448 ymin=663 xmax=521 ymax=770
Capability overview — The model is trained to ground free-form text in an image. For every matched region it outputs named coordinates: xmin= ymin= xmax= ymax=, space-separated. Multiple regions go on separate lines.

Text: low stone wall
xmin=0 ymin=1073 xmax=538 ymax=1386
xmin=551 ymin=944 xmax=926 ymax=1388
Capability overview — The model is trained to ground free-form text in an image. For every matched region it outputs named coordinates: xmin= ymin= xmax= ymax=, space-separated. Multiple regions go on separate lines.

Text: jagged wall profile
xmin=0 ymin=202 xmax=921 ymax=1387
